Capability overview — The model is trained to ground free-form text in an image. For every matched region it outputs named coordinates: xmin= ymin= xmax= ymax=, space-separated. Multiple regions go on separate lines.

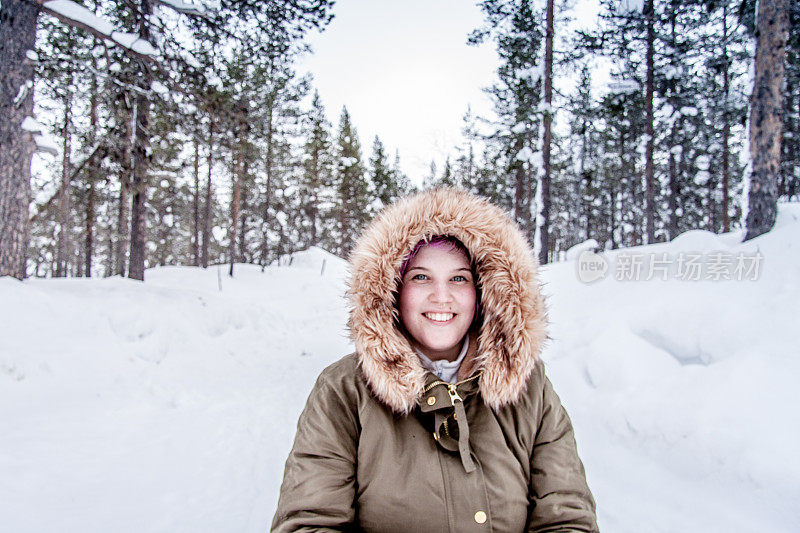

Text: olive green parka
xmin=272 ymin=189 xmax=597 ymax=532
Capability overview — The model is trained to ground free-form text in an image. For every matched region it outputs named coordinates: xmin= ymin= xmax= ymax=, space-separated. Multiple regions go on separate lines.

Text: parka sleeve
xmin=527 ymin=370 xmax=598 ymax=532
xmin=271 ymin=366 xmax=360 ymax=532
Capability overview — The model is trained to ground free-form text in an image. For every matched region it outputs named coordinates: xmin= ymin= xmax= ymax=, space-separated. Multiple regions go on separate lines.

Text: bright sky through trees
xmin=297 ymin=0 xmax=500 ymax=185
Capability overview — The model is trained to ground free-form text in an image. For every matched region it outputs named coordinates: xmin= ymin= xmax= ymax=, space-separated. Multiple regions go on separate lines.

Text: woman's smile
xmin=423 ymin=312 xmax=456 ymax=323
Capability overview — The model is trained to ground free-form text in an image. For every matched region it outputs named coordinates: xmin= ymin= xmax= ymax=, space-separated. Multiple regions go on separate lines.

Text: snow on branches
xmin=41 ymin=0 xmax=157 ymax=57
xmin=40 ymin=0 xmax=213 ymax=59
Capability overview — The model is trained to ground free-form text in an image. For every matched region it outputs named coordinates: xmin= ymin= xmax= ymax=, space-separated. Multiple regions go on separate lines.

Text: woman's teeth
xmin=424 ymin=313 xmax=454 ymax=322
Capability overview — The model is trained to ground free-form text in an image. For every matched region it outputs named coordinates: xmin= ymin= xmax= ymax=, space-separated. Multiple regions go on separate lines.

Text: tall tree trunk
xmin=56 ymin=83 xmax=73 ymax=277
xmin=192 ymin=135 xmax=200 ymax=266
xmin=513 ymin=135 xmax=526 ymax=235
xmin=539 ymin=0 xmax=554 ymax=264
xmin=0 ymin=1 xmax=39 ymax=279
xmin=310 ymin=146 xmax=319 ymax=247
xmin=127 ymin=0 xmax=153 ymax=281
xmin=106 ymin=234 xmax=114 ymax=277
xmin=745 ymin=0 xmax=788 ymax=240
xmin=609 ymin=186 xmax=617 ymax=250
xmin=115 ymin=172 xmax=129 ymax=276
xmin=229 ymin=142 xmax=243 ymax=277
xmin=239 ymin=158 xmax=249 ymax=262
xmin=782 ymin=75 xmax=798 ymax=198
xmin=339 ymin=178 xmax=348 ymax=257
xmin=260 ymin=105 xmax=274 ymax=267
xmin=644 ymin=0 xmax=656 ymax=244
xmin=201 ymin=120 xmax=213 ymax=268
xmin=115 ymin=95 xmax=134 ymax=277
xmin=721 ymin=0 xmax=731 ymax=232
xmin=668 ymin=149 xmax=678 ymax=239
xmin=85 ymin=69 xmax=99 ymax=278
xmin=579 ymin=118 xmax=591 ymax=241
xmin=85 ymin=172 xmax=95 ymax=277
xmin=619 ymin=129 xmax=629 ymax=246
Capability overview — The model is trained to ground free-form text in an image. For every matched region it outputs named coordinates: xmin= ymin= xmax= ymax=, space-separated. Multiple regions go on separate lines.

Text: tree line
xmin=1 ymin=0 xmax=415 ymax=280
xmin=427 ymin=0 xmax=796 ymax=261
xmin=0 ymin=0 xmax=796 ymax=280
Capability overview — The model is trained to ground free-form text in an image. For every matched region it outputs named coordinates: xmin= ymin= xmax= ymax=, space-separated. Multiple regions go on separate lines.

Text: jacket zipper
xmin=424 ymin=374 xmax=480 ymax=438
xmin=422 ymin=372 xmax=481 ymax=395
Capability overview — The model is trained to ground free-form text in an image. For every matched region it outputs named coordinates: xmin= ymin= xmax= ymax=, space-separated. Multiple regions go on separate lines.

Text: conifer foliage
xmin=2 ymin=0 xmax=796 ymax=277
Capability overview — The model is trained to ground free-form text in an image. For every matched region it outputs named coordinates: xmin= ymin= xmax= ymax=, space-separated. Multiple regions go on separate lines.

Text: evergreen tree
xmin=0 ymin=0 xmax=334 ymax=279
xmin=423 ymin=159 xmax=439 ymax=190
xmin=565 ymin=65 xmax=606 ymax=246
xmin=333 ymin=107 xmax=370 ymax=257
xmin=469 ymin=0 xmax=545 ymax=242
xmin=369 ymin=135 xmax=409 ymax=209
xmin=702 ymin=0 xmax=751 ymax=231
xmin=300 ymin=91 xmax=335 ymax=249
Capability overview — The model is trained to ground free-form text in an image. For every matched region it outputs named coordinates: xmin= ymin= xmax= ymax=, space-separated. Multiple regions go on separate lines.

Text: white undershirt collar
xmin=415 ymin=336 xmax=469 ymax=383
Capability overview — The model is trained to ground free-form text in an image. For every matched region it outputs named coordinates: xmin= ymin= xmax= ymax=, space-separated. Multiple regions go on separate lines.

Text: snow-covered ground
xmin=1 ymin=204 xmax=798 ymax=532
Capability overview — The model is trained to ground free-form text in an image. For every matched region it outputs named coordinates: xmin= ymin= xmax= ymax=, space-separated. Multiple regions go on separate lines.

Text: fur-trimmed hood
xmin=346 ymin=188 xmax=547 ymax=414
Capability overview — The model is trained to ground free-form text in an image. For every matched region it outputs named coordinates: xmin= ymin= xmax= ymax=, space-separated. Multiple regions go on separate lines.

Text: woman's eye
xmin=411 ymin=274 xmax=428 ymax=281
xmin=452 ymin=275 xmax=470 ymax=282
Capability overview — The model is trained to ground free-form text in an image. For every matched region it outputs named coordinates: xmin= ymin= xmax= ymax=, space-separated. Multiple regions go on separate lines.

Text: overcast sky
xmin=297 ymin=0 xmax=500 ymax=186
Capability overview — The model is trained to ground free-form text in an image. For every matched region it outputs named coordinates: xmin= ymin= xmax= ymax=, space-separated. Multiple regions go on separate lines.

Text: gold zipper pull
xmin=447 ymin=384 xmax=462 ymax=405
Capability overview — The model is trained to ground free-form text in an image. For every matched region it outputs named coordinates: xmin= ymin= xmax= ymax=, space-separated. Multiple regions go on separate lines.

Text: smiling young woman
xmin=272 ymin=189 xmax=597 ymax=532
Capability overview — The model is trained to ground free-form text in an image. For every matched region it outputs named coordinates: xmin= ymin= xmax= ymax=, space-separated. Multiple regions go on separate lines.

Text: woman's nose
xmin=429 ymin=281 xmax=453 ymax=302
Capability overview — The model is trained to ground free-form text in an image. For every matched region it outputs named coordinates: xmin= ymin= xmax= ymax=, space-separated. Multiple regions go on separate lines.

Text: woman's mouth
xmin=423 ymin=312 xmax=455 ymax=323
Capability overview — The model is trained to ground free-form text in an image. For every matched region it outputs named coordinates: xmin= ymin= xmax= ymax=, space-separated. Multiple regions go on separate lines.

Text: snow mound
xmin=565 ymin=238 xmax=600 ymax=261
xmin=278 ymin=246 xmax=345 ymax=273
xmin=541 ymin=201 xmax=800 ymax=531
xmin=0 ymin=258 xmax=351 ymax=532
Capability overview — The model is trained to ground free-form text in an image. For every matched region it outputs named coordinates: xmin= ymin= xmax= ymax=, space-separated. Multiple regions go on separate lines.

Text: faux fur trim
xmin=346 ymin=188 xmax=548 ymax=414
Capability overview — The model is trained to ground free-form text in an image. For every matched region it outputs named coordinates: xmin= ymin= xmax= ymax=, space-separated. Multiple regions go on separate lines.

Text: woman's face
xmin=399 ymin=244 xmax=476 ymax=362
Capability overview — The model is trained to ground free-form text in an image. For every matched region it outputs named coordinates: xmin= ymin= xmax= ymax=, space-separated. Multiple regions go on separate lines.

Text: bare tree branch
xmin=29 ymin=141 xmax=110 ymax=223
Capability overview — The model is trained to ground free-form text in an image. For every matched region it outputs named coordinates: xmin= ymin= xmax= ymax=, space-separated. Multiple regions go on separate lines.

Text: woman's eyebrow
xmin=406 ymin=266 xmax=471 ymax=272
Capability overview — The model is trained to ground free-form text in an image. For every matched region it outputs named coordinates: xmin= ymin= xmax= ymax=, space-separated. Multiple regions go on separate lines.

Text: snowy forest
xmin=0 ymin=0 xmax=797 ymax=278
xmin=2 ymin=2 xmax=800 ymax=531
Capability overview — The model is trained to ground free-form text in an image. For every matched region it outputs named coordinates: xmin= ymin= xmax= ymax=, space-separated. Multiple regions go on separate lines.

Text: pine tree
xmin=598 ymin=82 xmax=647 ymax=248
xmin=333 ymin=107 xmax=370 ymax=257
xmin=300 ymin=91 xmax=334 ymax=249
xmin=423 ymin=159 xmax=439 ymax=190
xmin=1 ymin=0 xmax=334 ymax=279
xmin=702 ymin=0 xmax=751 ymax=231
xmin=369 ymin=135 xmax=409 ymax=208
xmin=565 ymin=65 xmax=606 ymax=246
xmin=469 ymin=0 xmax=545 ymax=243
xmin=540 ymin=0 xmax=554 ymax=263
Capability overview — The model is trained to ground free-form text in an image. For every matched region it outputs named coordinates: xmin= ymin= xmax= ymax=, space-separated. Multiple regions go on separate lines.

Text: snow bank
xmin=543 ymin=201 xmax=800 ymax=531
xmin=1 ymin=257 xmax=351 ymax=532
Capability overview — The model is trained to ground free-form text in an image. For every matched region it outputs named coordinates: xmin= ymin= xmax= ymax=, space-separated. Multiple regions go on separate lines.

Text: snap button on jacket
xmin=272 ymin=189 xmax=598 ymax=532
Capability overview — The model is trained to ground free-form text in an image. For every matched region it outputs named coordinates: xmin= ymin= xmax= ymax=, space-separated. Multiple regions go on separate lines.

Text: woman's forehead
xmin=405 ymin=244 xmax=470 ymax=269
